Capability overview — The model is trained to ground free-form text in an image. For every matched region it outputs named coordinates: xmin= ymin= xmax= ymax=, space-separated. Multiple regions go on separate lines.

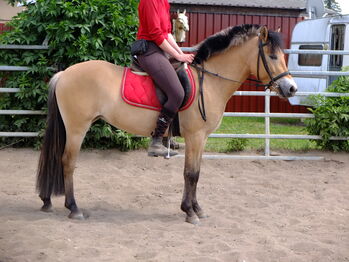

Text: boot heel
xmin=147 ymin=151 xmax=159 ymax=157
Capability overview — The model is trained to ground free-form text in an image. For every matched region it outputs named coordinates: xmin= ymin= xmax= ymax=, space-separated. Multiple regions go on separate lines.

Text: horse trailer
xmin=288 ymin=15 xmax=349 ymax=105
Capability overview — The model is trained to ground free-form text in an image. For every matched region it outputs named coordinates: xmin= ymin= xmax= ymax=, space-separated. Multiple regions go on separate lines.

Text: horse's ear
xmin=183 ymin=9 xmax=186 ymax=15
xmin=258 ymin=26 xmax=269 ymax=43
xmin=276 ymin=27 xmax=281 ymax=33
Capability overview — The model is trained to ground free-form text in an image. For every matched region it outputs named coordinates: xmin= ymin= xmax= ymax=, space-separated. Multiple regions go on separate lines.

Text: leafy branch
xmin=0 ymin=0 xmax=147 ymax=150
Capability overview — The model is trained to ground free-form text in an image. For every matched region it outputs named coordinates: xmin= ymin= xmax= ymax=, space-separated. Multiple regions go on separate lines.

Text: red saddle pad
xmin=121 ymin=67 xmax=196 ymax=111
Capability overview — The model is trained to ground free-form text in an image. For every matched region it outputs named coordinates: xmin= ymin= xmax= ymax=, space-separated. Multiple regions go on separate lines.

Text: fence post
xmin=265 ymin=90 xmax=271 ymax=157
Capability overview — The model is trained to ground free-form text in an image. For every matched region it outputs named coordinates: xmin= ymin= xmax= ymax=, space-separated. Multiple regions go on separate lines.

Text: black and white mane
xmin=194 ymin=24 xmax=283 ymax=64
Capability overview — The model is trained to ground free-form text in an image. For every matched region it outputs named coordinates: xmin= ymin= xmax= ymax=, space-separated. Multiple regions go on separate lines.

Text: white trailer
xmin=288 ymin=15 xmax=349 ymax=105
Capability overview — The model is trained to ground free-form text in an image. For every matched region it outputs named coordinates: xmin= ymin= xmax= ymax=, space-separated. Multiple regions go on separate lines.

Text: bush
xmin=305 ymin=72 xmax=349 ymax=152
xmin=224 ymin=138 xmax=247 ymax=152
xmin=0 ymin=0 xmax=147 ymax=150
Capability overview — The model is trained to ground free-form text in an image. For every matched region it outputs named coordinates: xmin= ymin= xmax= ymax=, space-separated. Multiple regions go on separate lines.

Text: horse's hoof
xmin=185 ymin=215 xmax=200 ymax=225
xmin=196 ymin=211 xmax=208 ymax=219
xmin=68 ymin=211 xmax=86 ymax=220
xmin=40 ymin=204 xmax=53 ymax=213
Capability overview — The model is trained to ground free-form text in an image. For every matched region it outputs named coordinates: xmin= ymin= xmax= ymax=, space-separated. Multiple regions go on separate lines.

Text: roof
xmin=168 ymin=0 xmax=307 ymax=10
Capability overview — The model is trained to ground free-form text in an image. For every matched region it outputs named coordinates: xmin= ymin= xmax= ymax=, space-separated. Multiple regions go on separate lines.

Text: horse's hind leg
xmin=181 ymin=132 xmax=207 ymax=224
xmin=62 ymin=123 xmax=90 ymax=219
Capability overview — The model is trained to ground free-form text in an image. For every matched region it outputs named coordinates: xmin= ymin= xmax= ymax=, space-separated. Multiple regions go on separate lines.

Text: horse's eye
xmin=269 ymin=54 xmax=277 ymax=60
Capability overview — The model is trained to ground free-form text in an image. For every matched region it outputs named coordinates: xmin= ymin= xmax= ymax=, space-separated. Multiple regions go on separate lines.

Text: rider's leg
xmin=148 ymin=107 xmax=177 ymax=157
xmin=137 ymin=42 xmax=184 ymax=156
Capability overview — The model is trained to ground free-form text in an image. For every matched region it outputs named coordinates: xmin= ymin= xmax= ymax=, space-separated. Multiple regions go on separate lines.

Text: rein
xmin=192 ymin=63 xmax=263 ymax=87
xmin=193 ymin=39 xmax=291 ymax=121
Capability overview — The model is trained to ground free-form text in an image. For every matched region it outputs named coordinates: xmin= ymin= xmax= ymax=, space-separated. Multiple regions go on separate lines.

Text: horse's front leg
xmin=181 ymin=132 xmax=207 ymax=224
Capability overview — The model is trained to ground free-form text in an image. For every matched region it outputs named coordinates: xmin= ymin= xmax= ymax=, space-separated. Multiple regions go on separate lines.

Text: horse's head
xmin=176 ymin=10 xmax=189 ymax=32
xmin=252 ymin=26 xmax=297 ymax=98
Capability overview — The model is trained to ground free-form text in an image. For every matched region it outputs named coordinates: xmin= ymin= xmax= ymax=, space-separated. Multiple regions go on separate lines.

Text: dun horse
xmin=37 ymin=25 xmax=297 ymax=224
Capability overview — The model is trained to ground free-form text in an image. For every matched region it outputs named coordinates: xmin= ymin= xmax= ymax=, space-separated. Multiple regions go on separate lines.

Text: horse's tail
xmin=36 ymin=71 xmax=66 ymax=198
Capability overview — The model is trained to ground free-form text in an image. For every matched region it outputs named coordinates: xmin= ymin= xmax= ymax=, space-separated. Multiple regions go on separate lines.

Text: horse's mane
xmin=194 ymin=24 xmax=283 ymax=64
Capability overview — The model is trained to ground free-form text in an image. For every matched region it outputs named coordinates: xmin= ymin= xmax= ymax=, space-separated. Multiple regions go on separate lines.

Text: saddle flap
xmin=121 ymin=66 xmax=196 ymax=112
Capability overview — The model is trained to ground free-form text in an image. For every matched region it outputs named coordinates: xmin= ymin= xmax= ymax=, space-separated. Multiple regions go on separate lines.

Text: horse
xmin=172 ymin=10 xmax=189 ymax=43
xmin=36 ymin=24 xmax=297 ymax=224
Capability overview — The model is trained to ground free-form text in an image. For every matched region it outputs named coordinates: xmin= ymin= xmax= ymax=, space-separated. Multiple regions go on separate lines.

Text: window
xmin=298 ymin=45 xmax=323 ymax=66
xmin=329 ymin=24 xmax=345 ymax=71
xmin=329 ymin=24 xmax=345 ymax=84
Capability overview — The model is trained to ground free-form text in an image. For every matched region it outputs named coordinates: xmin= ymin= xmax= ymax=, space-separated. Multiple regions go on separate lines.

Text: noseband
xmin=257 ymin=39 xmax=290 ymax=89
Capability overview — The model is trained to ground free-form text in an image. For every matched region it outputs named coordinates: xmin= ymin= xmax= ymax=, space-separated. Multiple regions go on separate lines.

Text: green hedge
xmin=0 ymin=0 xmax=147 ymax=150
xmin=306 ymin=69 xmax=349 ymax=152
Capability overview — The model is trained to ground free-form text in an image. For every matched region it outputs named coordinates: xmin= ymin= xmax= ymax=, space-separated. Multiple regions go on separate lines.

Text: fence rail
xmin=0 ymin=110 xmax=45 ymax=115
xmin=291 ymin=71 xmax=349 ymax=77
xmin=0 ymin=44 xmax=48 ymax=50
xmin=0 ymin=132 xmax=38 ymax=137
xmin=0 ymin=66 xmax=56 ymax=71
xmin=1 ymin=44 xmax=349 ymax=160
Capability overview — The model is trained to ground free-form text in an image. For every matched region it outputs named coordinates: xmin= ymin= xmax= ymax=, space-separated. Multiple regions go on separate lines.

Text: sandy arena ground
xmin=0 ymin=148 xmax=348 ymax=262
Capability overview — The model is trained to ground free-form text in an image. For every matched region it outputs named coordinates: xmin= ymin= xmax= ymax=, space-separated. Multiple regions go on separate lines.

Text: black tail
xmin=36 ymin=72 xmax=66 ymax=198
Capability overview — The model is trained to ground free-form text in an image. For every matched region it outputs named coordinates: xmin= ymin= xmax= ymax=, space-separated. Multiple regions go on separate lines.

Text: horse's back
xmin=59 ymin=60 xmax=123 ymax=96
xmin=54 ymin=60 xmax=163 ymax=136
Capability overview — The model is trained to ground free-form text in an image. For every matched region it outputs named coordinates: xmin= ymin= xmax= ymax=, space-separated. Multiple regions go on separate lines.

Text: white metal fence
xmin=1 ymin=45 xmax=349 ymax=160
xmin=181 ymin=47 xmax=349 ymax=160
xmin=203 ymin=90 xmax=349 ymax=161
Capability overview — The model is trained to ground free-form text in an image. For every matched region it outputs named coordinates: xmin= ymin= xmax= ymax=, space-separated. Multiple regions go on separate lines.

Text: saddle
xmin=130 ymin=57 xmax=194 ymax=110
xmin=121 ymin=57 xmax=196 ymax=137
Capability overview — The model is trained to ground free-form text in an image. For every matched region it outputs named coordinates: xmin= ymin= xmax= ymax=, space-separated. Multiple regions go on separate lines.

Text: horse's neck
xmin=175 ymin=28 xmax=185 ymax=42
xmin=203 ymin=45 xmax=252 ymax=104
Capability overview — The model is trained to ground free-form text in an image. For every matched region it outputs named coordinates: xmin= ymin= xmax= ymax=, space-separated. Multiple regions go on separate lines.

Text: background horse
xmin=36 ymin=25 xmax=297 ymax=224
xmin=172 ymin=10 xmax=189 ymax=43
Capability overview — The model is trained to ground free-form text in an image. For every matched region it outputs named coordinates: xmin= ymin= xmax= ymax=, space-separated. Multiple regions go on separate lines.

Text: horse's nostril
xmin=289 ymin=85 xmax=297 ymax=94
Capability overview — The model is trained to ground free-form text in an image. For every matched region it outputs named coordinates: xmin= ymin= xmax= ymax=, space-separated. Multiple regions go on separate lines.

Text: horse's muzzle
xmin=276 ymin=78 xmax=298 ymax=98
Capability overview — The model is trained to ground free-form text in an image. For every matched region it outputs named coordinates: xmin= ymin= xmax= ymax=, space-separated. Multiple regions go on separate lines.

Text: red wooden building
xmin=169 ymin=0 xmax=308 ymax=113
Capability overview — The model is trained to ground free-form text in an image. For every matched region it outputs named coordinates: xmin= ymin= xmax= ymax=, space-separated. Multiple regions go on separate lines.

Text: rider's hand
xmin=176 ymin=53 xmax=194 ymax=64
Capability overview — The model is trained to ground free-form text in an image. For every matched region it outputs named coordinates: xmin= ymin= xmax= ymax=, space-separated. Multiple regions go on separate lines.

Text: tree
xmin=324 ymin=0 xmax=342 ymax=13
xmin=0 ymin=0 xmax=147 ymax=150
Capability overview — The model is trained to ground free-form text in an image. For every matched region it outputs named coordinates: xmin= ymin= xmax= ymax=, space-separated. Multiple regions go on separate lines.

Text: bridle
xmin=193 ymin=38 xmax=290 ymax=89
xmin=192 ymin=38 xmax=291 ymax=121
xmin=257 ymin=40 xmax=291 ymax=89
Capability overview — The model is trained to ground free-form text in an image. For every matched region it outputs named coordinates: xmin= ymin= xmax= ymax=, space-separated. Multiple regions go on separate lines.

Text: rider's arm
xmin=167 ymin=33 xmax=184 ymax=55
xmin=159 ymin=39 xmax=193 ymax=64
xmin=139 ymin=0 xmax=193 ymax=64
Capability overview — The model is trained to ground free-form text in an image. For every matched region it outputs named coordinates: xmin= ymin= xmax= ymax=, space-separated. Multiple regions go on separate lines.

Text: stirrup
xmin=162 ymin=137 xmax=180 ymax=150
xmin=147 ymin=148 xmax=178 ymax=158
xmin=148 ymin=137 xmax=177 ymax=158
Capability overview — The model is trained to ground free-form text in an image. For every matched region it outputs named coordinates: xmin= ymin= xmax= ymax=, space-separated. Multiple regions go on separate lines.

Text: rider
xmin=136 ymin=0 xmax=194 ymax=157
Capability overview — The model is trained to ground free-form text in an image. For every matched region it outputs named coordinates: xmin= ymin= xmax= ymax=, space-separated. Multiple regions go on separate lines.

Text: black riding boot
xmin=148 ymin=108 xmax=178 ymax=157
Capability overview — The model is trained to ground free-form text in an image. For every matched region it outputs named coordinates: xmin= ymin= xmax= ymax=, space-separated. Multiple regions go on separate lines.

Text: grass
xmin=186 ymin=117 xmax=319 ymax=153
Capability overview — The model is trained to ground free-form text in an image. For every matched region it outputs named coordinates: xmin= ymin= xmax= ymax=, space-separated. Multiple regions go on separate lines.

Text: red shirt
xmin=137 ymin=0 xmax=172 ymax=46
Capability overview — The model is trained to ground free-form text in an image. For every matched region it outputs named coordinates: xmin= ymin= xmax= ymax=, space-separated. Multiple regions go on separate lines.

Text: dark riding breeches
xmin=137 ymin=41 xmax=184 ymax=113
